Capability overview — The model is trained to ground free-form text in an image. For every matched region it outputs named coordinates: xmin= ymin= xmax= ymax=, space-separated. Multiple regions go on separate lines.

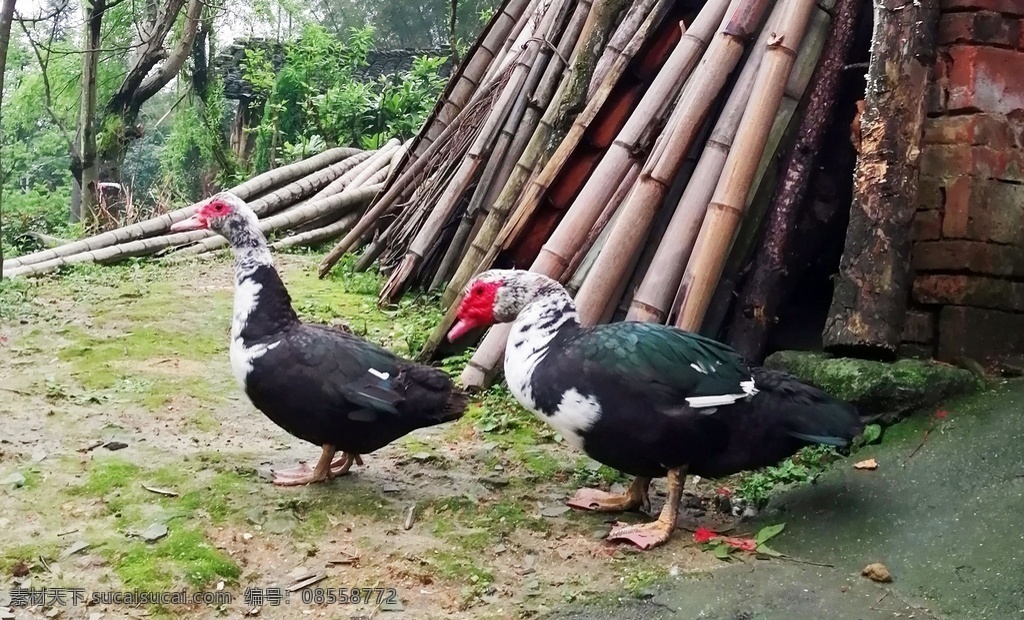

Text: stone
xmin=913 ymin=240 xmax=1024 ymax=277
xmin=939 ymin=306 xmax=1024 ymax=361
xmin=914 ymin=275 xmax=1024 ymax=312
xmin=946 ymin=45 xmax=1024 ymax=115
xmin=763 ymin=351 xmax=982 ymax=423
xmin=937 ymin=11 xmax=1022 ymax=48
xmin=899 ymin=343 xmax=936 ymax=360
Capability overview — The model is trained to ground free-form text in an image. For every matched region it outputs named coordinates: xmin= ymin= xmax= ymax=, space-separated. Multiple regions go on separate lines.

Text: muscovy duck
xmin=448 ymin=269 xmax=862 ymax=549
xmin=170 ymin=192 xmax=468 ymax=486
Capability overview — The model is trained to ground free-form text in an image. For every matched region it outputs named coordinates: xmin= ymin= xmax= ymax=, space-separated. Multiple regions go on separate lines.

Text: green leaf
xmin=861 ymin=423 xmax=882 ymax=445
xmin=713 ymin=544 xmax=732 ymax=561
xmin=755 ymin=523 xmax=786 ymax=544
xmin=755 ymin=544 xmax=784 ymax=558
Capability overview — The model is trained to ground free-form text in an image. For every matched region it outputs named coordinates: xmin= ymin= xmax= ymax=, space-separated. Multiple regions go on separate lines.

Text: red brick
xmin=913 ymin=209 xmax=944 ymax=241
xmin=921 ymin=144 xmax=1024 ymax=182
xmin=941 ymin=178 xmax=1024 ymax=243
xmin=940 ymin=0 xmax=1024 ymax=16
xmin=938 ymin=305 xmax=1024 ymax=362
xmin=938 ymin=11 xmax=1022 ymax=47
xmin=902 ymin=310 xmax=937 ymax=343
xmin=913 ymin=240 xmax=1024 ymax=276
xmin=942 ymin=176 xmax=972 ymax=237
xmin=922 ymin=114 xmax=1015 ymax=149
xmin=914 ymin=274 xmax=1024 ymax=311
xmin=947 ymin=45 xmax=1024 ymax=114
xmin=928 ymin=56 xmax=950 ymax=115
xmin=918 ymin=176 xmax=945 ymax=210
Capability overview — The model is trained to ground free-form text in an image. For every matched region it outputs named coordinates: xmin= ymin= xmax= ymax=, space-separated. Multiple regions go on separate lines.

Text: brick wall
xmin=906 ymin=0 xmax=1024 ymax=362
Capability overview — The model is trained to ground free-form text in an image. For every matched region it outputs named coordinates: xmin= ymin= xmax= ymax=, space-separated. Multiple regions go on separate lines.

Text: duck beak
xmin=447 ymin=318 xmax=475 ymax=342
xmin=169 ymin=213 xmax=205 ymax=232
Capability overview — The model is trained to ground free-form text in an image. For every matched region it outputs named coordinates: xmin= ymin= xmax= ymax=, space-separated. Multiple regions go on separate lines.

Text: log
xmin=573 ymin=0 xmax=773 ymax=327
xmin=674 ymin=0 xmax=819 ymax=332
xmin=822 ymin=0 xmax=939 ymax=360
xmin=728 ymin=0 xmax=863 ymax=363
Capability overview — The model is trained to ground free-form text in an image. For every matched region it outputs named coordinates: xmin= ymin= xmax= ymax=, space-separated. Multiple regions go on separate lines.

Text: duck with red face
xmin=171 ymin=193 xmax=468 ymax=486
xmin=448 ymin=269 xmax=862 ymax=550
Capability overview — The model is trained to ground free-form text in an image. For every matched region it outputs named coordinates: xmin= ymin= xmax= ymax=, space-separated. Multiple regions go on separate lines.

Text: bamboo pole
xmin=317 ymin=77 xmax=509 ymax=276
xmin=457 ymin=0 xmax=674 ymax=386
xmin=2 ymin=147 xmax=362 ymax=270
xmin=431 ymin=0 xmax=597 ymax=305
xmin=535 ymin=0 xmax=728 ymax=288
xmin=674 ymin=0 xmax=818 ymax=332
xmin=379 ymin=2 xmax=565 ymax=303
xmin=429 ymin=0 xmax=576 ymax=293
xmin=270 ymin=212 xmax=362 ymax=251
xmin=306 ymin=149 xmax=379 ymax=202
xmin=571 ymin=0 xmax=773 ymax=327
xmin=587 ymin=0 xmax=661 ymax=100
xmin=413 ymin=0 xmax=535 ymax=162
xmin=728 ymin=0 xmax=858 ymax=361
xmin=626 ymin=0 xmax=786 ymax=323
xmin=564 ymin=162 xmax=641 ymax=283
xmin=482 ymin=0 xmax=545 ymax=88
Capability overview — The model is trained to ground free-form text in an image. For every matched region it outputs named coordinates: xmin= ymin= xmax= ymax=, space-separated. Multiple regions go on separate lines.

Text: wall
xmin=905 ymin=0 xmax=1024 ymax=362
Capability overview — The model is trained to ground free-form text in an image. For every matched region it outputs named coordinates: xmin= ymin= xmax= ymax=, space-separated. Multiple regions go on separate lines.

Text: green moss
xmin=763 ymin=351 xmax=983 ymax=422
xmin=73 ymin=457 xmax=141 ymax=497
xmin=291 ymin=487 xmax=393 ymax=539
xmin=112 ymin=527 xmax=240 ymax=590
xmin=177 ymin=470 xmax=252 ymax=522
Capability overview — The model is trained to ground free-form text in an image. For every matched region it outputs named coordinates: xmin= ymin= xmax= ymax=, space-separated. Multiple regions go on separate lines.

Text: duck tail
xmin=750 ymin=367 xmax=864 ymax=447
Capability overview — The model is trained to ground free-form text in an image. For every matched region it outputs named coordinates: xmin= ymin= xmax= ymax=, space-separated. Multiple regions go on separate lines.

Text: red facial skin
xmin=447 ymin=280 xmax=501 ymax=341
xmin=168 ymin=200 xmax=233 ymax=232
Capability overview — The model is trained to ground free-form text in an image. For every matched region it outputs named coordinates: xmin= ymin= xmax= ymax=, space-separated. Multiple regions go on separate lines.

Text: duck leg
xmin=328 ymin=452 xmax=364 ymax=476
xmin=272 ymin=445 xmax=337 ymax=486
xmin=567 ymin=476 xmax=651 ymax=513
xmin=606 ymin=467 xmax=686 ymax=550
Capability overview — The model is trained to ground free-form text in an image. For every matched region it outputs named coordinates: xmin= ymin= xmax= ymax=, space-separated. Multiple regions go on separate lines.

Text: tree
xmin=0 ymin=0 xmax=15 ymax=276
xmin=71 ymin=0 xmax=203 ymax=224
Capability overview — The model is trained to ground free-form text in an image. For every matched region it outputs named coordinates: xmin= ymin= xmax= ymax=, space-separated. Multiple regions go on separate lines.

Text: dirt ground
xmin=0 ymin=254 xmax=749 ymax=620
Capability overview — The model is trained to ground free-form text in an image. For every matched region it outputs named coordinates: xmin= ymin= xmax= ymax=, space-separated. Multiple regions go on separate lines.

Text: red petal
xmin=934 ymin=410 xmax=949 ymax=419
xmin=693 ymin=527 xmax=717 ymax=543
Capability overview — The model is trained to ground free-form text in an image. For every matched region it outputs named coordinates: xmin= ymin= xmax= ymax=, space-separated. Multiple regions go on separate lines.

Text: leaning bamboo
xmin=565 ymin=161 xmax=641 ymax=281
xmin=379 ymin=3 xmax=563 ymax=302
xmin=306 ymin=149 xmax=378 ymax=202
xmin=587 ymin=0 xmax=660 ymax=100
xmin=728 ymin=0 xmax=860 ymax=361
xmin=571 ymin=0 xmax=773 ymax=327
xmin=482 ymin=0 xmax=545 ymax=87
xmin=674 ymin=0 xmax=818 ymax=332
xmin=535 ymin=0 xmax=728 ymax=286
xmin=429 ymin=0 xmax=576 ymax=292
xmin=457 ymin=0 xmax=672 ymax=387
xmin=415 ymin=0 xmax=536 ymax=160
xmin=2 ymin=147 xmax=361 ymax=271
xmin=626 ymin=0 xmax=785 ymax=323
xmin=432 ymin=0 xmax=596 ymax=307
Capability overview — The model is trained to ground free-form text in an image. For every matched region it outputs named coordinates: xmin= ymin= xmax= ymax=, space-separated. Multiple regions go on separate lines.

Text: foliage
xmin=735 ymin=444 xmax=841 ymax=507
xmin=244 ymin=25 xmax=448 ymax=172
xmin=312 ymin=0 xmax=498 ymax=49
xmin=695 ymin=523 xmax=786 ymax=561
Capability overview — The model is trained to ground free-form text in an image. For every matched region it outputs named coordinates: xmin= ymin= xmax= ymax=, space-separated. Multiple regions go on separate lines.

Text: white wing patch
xmin=228 ymin=277 xmax=280 ymax=389
xmin=685 ymin=376 xmax=758 ymax=409
xmin=368 ymin=368 xmax=390 ymax=380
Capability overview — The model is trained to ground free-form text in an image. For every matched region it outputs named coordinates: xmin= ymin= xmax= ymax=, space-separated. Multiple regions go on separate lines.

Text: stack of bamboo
xmin=320 ymin=0 xmax=849 ymax=389
xmin=2 ymin=143 xmax=403 ymax=278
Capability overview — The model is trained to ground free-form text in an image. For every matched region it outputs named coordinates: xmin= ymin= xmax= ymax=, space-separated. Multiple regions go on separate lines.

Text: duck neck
xmin=229 ymin=225 xmax=298 ymax=343
xmin=508 ymin=282 xmax=580 ymax=354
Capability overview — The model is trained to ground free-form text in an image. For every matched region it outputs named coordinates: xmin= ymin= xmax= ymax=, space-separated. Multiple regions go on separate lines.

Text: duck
xmin=170 ymin=192 xmax=468 ymax=486
xmin=448 ymin=269 xmax=862 ymax=549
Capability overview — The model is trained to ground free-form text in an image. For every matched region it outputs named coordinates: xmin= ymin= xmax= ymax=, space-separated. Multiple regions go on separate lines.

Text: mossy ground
xmin=0 ymin=254 xmax=728 ymax=619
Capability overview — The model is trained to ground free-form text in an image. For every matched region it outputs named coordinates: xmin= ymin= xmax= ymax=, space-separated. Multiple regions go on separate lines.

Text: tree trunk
xmin=0 ymin=0 xmax=14 ymax=277
xmin=821 ymin=0 xmax=939 ymax=360
xmin=728 ymin=0 xmax=862 ymax=363
xmin=75 ymin=0 xmax=105 ymax=226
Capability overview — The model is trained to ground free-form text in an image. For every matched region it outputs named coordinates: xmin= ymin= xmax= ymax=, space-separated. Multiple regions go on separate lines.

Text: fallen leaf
xmin=854 ymin=459 xmax=878 ymax=470
xmin=861 ymin=562 xmax=892 ymax=583
xmin=60 ymin=541 xmax=90 ymax=558
xmin=11 ymin=560 xmax=29 ymax=577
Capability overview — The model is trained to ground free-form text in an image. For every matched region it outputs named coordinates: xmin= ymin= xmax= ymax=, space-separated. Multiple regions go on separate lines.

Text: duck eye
xmin=473 ymin=285 xmax=484 ymax=296
xmin=215 ymin=204 xmax=225 ymax=212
